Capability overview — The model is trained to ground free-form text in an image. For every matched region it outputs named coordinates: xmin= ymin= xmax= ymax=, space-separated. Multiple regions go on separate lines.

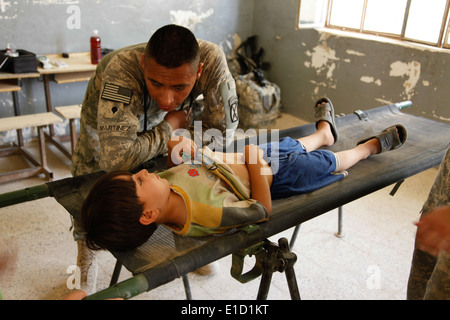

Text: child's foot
xmin=357 ymin=124 xmax=407 ymax=154
xmin=316 ymin=103 xmax=336 ymax=146
xmin=314 ymin=97 xmax=339 ymax=145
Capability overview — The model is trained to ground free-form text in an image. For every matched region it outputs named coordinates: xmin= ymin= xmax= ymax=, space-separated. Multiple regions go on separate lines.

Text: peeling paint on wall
xmin=304 ymin=44 xmax=338 ymax=80
xmin=169 ymin=9 xmax=214 ymax=31
xmin=0 ymin=0 xmax=18 ymax=19
xmin=346 ymin=49 xmax=366 ymax=57
xmin=389 ymin=60 xmax=421 ymax=99
xmin=304 ymin=43 xmax=343 ymax=94
xmin=431 ymin=110 xmax=450 ymax=122
xmin=360 ymin=76 xmax=382 ymax=86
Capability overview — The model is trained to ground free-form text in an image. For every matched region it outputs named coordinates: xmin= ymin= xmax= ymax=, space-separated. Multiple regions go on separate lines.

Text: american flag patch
xmin=101 ymin=83 xmax=133 ymax=105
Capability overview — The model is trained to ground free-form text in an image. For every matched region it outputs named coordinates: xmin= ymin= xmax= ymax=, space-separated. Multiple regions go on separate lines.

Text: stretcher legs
xmin=109 ymin=259 xmax=193 ymax=300
xmin=335 ymin=206 xmax=344 ymax=238
xmin=110 ymin=260 xmax=123 ymax=287
xmin=290 ymin=205 xmax=345 ymax=247
xmin=257 ymin=238 xmax=300 ymax=300
xmin=182 ymin=275 xmax=192 ymax=300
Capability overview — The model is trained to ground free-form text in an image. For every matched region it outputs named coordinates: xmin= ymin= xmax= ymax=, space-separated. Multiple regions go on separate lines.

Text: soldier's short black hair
xmin=81 ymin=171 xmax=157 ymax=252
xmin=145 ymin=24 xmax=200 ymax=68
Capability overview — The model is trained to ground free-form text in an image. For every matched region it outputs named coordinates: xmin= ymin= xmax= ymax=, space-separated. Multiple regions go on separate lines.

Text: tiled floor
xmin=0 ymin=114 xmax=438 ymax=300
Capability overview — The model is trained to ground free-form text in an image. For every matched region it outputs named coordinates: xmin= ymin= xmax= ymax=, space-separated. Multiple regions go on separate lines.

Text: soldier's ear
xmin=196 ymin=62 xmax=203 ymax=80
xmin=141 ymin=54 xmax=145 ymax=69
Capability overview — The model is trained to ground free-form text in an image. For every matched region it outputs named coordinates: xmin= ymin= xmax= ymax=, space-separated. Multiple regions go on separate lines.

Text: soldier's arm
xmin=198 ymin=42 xmax=239 ymax=149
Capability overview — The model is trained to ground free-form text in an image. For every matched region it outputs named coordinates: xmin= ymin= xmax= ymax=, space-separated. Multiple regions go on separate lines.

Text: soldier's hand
xmin=164 ymin=110 xmax=188 ymax=130
xmin=415 ymin=206 xmax=450 ymax=257
xmin=167 ymin=136 xmax=197 ymax=167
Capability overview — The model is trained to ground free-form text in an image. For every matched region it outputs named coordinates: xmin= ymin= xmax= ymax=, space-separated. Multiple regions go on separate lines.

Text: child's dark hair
xmin=81 ymin=171 xmax=157 ymax=252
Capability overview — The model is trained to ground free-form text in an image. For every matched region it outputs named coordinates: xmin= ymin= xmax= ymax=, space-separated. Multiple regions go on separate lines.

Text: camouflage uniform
xmin=71 ymin=40 xmax=238 ymax=176
xmin=407 ymin=146 xmax=450 ymax=299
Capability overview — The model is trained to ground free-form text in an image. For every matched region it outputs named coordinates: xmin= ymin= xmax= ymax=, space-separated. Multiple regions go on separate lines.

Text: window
xmin=297 ymin=0 xmax=328 ymax=28
xmin=298 ymin=0 xmax=450 ymax=49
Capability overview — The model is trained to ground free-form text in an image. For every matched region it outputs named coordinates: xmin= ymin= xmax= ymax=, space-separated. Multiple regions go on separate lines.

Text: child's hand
xmin=168 ymin=136 xmax=197 ymax=166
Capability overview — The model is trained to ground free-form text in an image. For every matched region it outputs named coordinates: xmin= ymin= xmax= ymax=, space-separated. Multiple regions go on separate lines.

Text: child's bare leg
xmin=335 ymin=138 xmax=381 ymax=171
xmin=296 ymin=102 xmax=335 ymax=151
xmin=336 ymin=124 xmax=406 ymax=171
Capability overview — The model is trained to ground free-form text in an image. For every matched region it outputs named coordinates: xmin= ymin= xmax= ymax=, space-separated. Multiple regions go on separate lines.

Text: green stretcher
xmin=0 ymin=101 xmax=449 ymax=300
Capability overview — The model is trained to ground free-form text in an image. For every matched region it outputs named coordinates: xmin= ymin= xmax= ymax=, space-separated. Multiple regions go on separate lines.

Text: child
xmin=81 ymin=98 xmax=407 ymax=251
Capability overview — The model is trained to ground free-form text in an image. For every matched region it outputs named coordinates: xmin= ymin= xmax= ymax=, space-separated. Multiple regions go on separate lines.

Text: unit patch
xmin=229 ymin=96 xmax=239 ymax=123
xmin=101 ymin=83 xmax=133 ymax=105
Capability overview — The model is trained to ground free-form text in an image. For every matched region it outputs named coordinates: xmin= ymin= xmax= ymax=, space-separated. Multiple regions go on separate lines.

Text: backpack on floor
xmin=232 ymin=36 xmax=281 ymax=129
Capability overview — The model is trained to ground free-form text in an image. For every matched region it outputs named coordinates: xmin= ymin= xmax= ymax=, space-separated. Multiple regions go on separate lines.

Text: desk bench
xmin=0 ymin=112 xmax=62 ymax=183
xmin=38 ymin=52 xmax=95 ymax=160
xmin=54 ymin=105 xmax=81 ymax=157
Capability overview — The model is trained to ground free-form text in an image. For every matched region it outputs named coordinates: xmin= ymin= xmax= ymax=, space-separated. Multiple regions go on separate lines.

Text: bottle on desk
xmin=90 ymin=30 xmax=101 ymax=64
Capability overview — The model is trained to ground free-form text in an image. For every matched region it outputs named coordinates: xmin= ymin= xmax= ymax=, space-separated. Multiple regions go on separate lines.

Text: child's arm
xmin=243 ymin=144 xmax=272 ymax=215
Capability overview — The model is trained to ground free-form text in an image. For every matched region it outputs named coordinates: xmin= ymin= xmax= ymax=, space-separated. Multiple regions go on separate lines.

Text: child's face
xmin=130 ymin=169 xmax=171 ymax=213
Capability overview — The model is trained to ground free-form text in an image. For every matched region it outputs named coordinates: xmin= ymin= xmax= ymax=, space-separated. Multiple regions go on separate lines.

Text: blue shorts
xmin=259 ymin=137 xmax=346 ymax=200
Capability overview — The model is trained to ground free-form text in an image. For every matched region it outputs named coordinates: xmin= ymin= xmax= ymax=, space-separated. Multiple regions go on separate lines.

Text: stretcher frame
xmin=0 ymin=101 xmax=449 ymax=300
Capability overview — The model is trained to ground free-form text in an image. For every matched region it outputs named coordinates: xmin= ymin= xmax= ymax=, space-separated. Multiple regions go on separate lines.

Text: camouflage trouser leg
xmin=407 ymin=247 xmax=437 ymax=299
xmin=407 ymin=247 xmax=450 ymax=300
xmin=424 ymin=251 xmax=450 ymax=299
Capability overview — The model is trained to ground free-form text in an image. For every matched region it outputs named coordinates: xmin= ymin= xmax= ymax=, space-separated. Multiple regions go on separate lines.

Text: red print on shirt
xmin=188 ymin=169 xmax=199 ymax=177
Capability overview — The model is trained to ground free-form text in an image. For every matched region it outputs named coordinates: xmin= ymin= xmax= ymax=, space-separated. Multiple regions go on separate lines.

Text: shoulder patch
xmin=101 ymin=83 xmax=133 ymax=105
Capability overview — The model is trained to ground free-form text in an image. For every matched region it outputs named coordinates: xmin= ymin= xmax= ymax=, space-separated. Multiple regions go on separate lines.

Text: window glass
xmin=298 ymin=0 xmax=328 ymax=28
xmin=405 ymin=0 xmax=447 ymax=44
xmin=329 ymin=0 xmax=365 ymax=30
xmin=364 ymin=0 xmax=408 ymax=35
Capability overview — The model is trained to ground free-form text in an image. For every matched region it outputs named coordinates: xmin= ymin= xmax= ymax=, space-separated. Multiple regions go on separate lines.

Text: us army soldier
xmin=407 ymin=146 xmax=450 ymax=300
xmin=72 ymin=25 xmax=239 ymax=294
xmin=71 ymin=24 xmax=239 ymax=176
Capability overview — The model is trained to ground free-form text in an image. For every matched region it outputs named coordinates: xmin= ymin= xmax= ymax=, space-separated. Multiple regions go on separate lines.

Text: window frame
xmin=299 ymin=0 xmax=450 ymax=49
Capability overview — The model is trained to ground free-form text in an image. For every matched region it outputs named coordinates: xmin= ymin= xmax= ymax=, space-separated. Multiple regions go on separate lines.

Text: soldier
xmin=72 ymin=24 xmax=239 ymax=293
xmin=407 ymin=146 xmax=450 ymax=299
xmin=71 ymin=24 xmax=238 ymax=176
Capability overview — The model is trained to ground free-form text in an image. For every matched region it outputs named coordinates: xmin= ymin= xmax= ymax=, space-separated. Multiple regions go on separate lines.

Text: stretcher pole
xmin=0 ymin=183 xmax=50 ymax=208
xmin=84 ymin=273 xmax=149 ymax=300
xmin=395 ymin=100 xmax=412 ymax=109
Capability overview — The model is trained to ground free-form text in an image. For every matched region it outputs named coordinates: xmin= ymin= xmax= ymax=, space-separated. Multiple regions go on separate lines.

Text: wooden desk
xmin=0 ymin=71 xmax=40 ymax=144
xmin=37 ymin=52 xmax=95 ymax=115
xmin=0 ymin=72 xmax=40 ymax=96
xmin=37 ymin=52 xmax=96 ymax=158
xmin=37 ymin=52 xmax=96 ymax=75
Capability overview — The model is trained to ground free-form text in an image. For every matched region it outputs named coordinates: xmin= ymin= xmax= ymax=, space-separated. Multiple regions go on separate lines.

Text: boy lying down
xmin=81 ymin=98 xmax=407 ymax=251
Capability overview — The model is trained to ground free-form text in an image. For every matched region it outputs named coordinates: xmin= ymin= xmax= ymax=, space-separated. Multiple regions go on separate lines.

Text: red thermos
xmin=90 ymin=30 xmax=101 ymax=64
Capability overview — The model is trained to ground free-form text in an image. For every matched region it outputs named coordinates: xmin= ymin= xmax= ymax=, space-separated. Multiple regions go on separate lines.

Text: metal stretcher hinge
xmin=231 ymin=238 xmax=301 ymax=300
xmin=354 ymin=109 xmax=368 ymax=121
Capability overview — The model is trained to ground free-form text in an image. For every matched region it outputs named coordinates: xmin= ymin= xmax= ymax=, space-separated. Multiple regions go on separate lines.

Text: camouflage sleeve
xmin=422 ymin=146 xmax=450 ymax=214
xmin=198 ymin=41 xmax=239 ymax=148
xmin=97 ymin=56 xmax=173 ymax=172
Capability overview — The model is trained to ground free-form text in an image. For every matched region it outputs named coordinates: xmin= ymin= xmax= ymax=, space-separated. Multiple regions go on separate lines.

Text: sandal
xmin=357 ymin=124 xmax=407 ymax=153
xmin=315 ymin=97 xmax=339 ymax=144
